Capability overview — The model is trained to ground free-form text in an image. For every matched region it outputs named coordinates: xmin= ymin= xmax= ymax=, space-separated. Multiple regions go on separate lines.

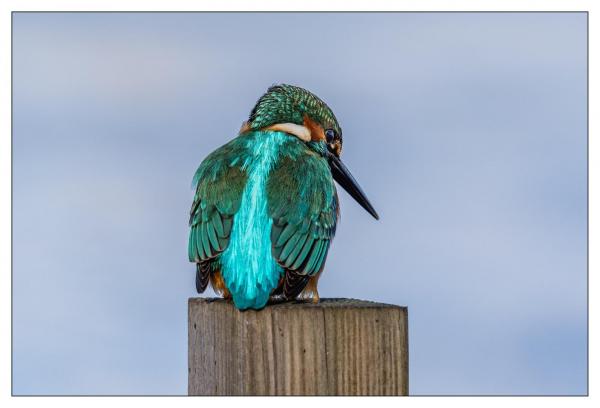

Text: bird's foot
xmin=299 ymin=289 xmax=320 ymax=304
xmin=267 ymin=294 xmax=287 ymax=305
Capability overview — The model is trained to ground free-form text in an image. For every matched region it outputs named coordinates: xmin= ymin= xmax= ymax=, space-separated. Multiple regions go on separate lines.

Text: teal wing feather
xmin=267 ymin=145 xmax=338 ymax=297
xmin=188 ymin=137 xmax=248 ymax=292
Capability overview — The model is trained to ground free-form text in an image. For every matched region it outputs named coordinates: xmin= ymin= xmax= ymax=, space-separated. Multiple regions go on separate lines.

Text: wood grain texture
xmin=188 ymin=298 xmax=408 ymax=396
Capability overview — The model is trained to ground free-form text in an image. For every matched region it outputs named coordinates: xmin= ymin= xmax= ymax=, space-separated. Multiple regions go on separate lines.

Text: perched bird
xmin=188 ymin=84 xmax=378 ymax=310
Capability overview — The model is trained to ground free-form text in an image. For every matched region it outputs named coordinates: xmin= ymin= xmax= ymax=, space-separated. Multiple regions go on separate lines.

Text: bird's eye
xmin=325 ymin=129 xmax=336 ymax=144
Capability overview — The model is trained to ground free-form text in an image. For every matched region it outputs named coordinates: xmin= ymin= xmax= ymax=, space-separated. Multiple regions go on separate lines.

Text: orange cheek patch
xmin=238 ymin=121 xmax=251 ymax=134
xmin=303 ymin=115 xmax=326 ymax=142
xmin=333 ymin=142 xmax=342 ymax=156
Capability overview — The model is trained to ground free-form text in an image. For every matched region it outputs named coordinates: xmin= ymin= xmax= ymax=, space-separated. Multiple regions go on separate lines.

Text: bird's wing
xmin=267 ymin=150 xmax=338 ymax=298
xmin=188 ymin=138 xmax=248 ymax=292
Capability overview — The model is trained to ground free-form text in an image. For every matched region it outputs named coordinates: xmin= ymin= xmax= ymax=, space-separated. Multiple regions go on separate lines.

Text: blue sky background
xmin=12 ymin=12 xmax=587 ymax=395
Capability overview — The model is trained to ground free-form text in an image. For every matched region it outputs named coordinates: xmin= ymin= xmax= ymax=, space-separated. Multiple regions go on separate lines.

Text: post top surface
xmin=188 ymin=297 xmax=406 ymax=310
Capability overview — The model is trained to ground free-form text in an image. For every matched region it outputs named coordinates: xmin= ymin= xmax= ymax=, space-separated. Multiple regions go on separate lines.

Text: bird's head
xmin=241 ymin=84 xmax=378 ymax=220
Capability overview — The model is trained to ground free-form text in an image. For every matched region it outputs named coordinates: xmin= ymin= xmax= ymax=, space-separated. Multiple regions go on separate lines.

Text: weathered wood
xmin=188 ymin=298 xmax=408 ymax=396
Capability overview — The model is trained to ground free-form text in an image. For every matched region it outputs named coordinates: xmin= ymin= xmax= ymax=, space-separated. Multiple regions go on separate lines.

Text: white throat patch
xmin=264 ymin=123 xmax=311 ymax=142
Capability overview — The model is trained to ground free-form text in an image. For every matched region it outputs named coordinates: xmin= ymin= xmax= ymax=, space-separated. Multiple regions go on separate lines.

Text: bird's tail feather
xmin=195 ymin=262 xmax=210 ymax=293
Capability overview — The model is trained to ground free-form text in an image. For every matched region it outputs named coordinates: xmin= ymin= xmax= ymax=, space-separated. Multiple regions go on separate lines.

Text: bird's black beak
xmin=328 ymin=152 xmax=379 ymax=220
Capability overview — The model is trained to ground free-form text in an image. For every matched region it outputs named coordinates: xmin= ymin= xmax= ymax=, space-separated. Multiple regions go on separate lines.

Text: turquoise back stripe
xmin=220 ymin=131 xmax=286 ymax=309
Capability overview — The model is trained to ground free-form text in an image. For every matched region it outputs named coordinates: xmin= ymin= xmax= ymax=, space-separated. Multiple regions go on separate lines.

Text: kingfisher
xmin=188 ymin=84 xmax=378 ymax=310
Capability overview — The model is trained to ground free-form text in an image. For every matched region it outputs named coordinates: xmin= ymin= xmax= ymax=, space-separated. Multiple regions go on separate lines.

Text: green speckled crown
xmin=249 ymin=84 xmax=342 ymax=136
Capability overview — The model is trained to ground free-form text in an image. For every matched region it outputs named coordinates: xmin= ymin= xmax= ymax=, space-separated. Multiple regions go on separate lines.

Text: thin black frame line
xmin=10 ymin=6 xmax=14 ymax=400
xmin=10 ymin=10 xmax=590 ymax=397
xmin=586 ymin=10 xmax=590 ymax=399
xmin=10 ymin=10 xmax=590 ymax=13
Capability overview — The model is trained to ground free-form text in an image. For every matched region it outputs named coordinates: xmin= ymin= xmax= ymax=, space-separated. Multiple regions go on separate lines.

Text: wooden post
xmin=188 ymin=298 xmax=408 ymax=396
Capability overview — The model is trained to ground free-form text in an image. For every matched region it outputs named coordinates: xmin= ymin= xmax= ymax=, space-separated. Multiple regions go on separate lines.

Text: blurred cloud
xmin=12 ymin=12 xmax=587 ymax=395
